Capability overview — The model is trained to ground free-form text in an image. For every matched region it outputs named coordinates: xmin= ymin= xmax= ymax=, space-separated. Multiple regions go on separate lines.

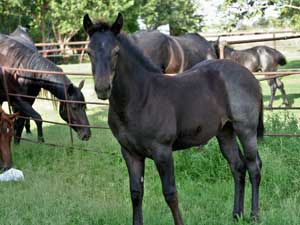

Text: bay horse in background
xmin=0 ymin=106 xmax=18 ymax=171
xmin=212 ymin=40 xmax=289 ymax=108
xmin=130 ymin=30 xmax=217 ymax=74
xmin=84 ymin=13 xmax=263 ymax=224
xmin=0 ymin=30 xmax=91 ymax=143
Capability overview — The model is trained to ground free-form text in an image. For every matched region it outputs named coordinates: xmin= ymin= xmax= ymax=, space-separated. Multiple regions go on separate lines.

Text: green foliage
xmin=220 ymin=0 xmax=270 ymax=31
xmin=141 ymin=0 xmax=202 ymax=35
xmin=221 ymin=0 xmax=300 ymax=31
xmin=0 ymin=0 xmax=203 ymax=42
xmin=48 ymin=0 xmax=136 ymax=43
xmin=277 ymin=0 xmax=300 ymax=30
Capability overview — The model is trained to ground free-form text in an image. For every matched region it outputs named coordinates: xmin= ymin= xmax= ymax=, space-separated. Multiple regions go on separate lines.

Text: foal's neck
xmin=111 ymin=35 xmax=161 ymax=106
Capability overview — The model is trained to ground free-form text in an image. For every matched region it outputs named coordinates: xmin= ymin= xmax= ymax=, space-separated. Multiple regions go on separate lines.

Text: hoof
xmin=283 ymin=102 xmax=290 ymax=108
xmin=26 ymin=130 xmax=32 ymax=134
xmin=250 ymin=212 xmax=260 ymax=223
xmin=38 ymin=137 xmax=45 ymax=143
xmin=14 ymin=138 xmax=21 ymax=145
xmin=233 ymin=212 xmax=243 ymax=222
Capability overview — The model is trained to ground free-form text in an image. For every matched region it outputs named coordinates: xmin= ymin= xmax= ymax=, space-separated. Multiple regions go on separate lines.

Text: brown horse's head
xmin=0 ymin=108 xmax=18 ymax=171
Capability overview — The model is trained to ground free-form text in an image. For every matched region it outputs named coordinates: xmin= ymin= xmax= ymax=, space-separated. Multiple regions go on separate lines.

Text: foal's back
xmin=145 ymin=59 xmax=261 ymax=149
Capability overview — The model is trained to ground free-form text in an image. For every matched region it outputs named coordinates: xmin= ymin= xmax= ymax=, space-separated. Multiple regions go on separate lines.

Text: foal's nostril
xmin=103 ymin=84 xmax=111 ymax=92
xmin=95 ymin=84 xmax=111 ymax=93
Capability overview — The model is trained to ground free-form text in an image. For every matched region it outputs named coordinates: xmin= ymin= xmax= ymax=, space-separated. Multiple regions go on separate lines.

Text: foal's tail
xmin=257 ymin=97 xmax=265 ymax=138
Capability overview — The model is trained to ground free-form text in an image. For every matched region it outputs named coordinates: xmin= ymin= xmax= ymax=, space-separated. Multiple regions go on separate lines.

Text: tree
xmin=140 ymin=0 xmax=203 ymax=35
xmin=0 ymin=0 xmax=31 ymax=34
xmin=272 ymin=0 xmax=300 ymax=30
xmin=220 ymin=0 xmax=300 ymax=31
xmin=219 ymin=0 xmax=270 ymax=31
xmin=48 ymin=0 xmax=136 ymax=48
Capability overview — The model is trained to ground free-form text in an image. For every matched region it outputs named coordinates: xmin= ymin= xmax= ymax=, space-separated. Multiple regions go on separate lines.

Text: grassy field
xmin=1 ymin=62 xmax=300 ymax=225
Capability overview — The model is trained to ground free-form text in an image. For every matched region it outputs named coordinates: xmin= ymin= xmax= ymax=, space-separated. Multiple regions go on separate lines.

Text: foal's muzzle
xmin=95 ymin=83 xmax=111 ymax=100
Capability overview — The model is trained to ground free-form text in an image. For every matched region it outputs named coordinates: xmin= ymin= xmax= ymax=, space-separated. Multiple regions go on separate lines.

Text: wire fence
xmin=2 ymin=31 xmax=300 ymax=152
xmin=1 ymin=66 xmax=110 ymax=154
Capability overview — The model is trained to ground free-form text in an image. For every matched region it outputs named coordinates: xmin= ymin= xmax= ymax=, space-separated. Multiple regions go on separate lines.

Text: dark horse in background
xmin=0 ymin=106 xmax=18 ymax=171
xmin=84 ymin=13 xmax=263 ymax=224
xmin=212 ymin=41 xmax=289 ymax=108
xmin=9 ymin=26 xmax=37 ymax=51
xmin=8 ymin=26 xmax=38 ymax=134
xmin=0 ymin=28 xmax=91 ymax=143
xmin=130 ymin=30 xmax=217 ymax=74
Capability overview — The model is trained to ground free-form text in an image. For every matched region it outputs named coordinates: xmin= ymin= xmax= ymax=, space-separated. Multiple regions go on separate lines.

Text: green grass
xmin=280 ymin=60 xmax=300 ymax=70
xmin=1 ymin=63 xmax=300 ymax=225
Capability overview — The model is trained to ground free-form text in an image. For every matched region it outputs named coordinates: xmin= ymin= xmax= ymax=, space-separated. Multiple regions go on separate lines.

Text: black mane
xmin=0 ymin=35 xmax=70 ymax=85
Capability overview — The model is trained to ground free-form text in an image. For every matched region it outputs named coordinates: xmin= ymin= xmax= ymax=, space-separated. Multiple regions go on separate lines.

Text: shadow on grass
xmin=280 ymin=59 xmax=300 ymax=69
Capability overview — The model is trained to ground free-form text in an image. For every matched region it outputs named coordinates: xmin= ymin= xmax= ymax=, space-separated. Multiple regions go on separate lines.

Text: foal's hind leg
xmin=275 ymin=78 xmax=289 ymax=106
xmin=235 ymin=125 xmax=262 ymax=220
xmin=217 ymin=123 xmax=246 ymax=219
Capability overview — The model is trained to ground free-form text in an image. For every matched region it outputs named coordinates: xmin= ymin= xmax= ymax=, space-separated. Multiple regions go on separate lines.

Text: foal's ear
xmin=9 ymin=112 xmax=19 ymax=121
xmin=78 ymin=80 xmax=85 ymax=90
xmin=111 ymin=13 xmax=123 ymax=35
xmin=83 ymin=14 xmax=93 ymax=34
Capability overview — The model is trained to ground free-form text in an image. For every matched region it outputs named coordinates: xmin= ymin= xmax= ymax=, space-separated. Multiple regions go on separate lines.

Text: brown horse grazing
xmin=130 ymin=30 xmax=217 ymax=74
xmin=0 ymin=106 xmax=18 ymax=171
xmin=84 ymin=13 xmax=264 ymax=224
xmin=212 ymin=41 xmax=289 ymax=108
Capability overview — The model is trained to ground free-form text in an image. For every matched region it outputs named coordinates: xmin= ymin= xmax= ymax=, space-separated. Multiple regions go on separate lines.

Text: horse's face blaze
xmin=59 ymin=82 xmax=91 ymax=141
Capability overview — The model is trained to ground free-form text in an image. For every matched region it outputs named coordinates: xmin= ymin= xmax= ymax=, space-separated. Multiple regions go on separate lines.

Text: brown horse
xmin=84 ymin=13 xmax=263 ymax=224
xmin=130 ymin=30 xmax=217 ymax=74
xmin=0 ymin=106 xmax=18 ymax=171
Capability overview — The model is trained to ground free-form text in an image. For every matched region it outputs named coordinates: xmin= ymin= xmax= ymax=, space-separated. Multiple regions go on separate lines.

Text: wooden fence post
xmin=219 ymin=41 xmax=227 ymax=59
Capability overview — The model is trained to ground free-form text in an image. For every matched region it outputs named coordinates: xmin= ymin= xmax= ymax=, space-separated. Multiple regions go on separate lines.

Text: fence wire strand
xmin=2 ymin=49 xmax=300 ymax=152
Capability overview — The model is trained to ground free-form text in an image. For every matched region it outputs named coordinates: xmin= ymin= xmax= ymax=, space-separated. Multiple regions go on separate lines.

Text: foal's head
xmin=83 ymin=13 xmax=123 ymax=100
xmin=0 ymin=108 xmax=18 ymax=171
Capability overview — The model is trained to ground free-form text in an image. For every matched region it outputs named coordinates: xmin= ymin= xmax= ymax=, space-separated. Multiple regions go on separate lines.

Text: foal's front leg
xmin=153 ymin=147 xmax=184 ymax=225
xmin=121 ymin=147 xmax=145 ymax=225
